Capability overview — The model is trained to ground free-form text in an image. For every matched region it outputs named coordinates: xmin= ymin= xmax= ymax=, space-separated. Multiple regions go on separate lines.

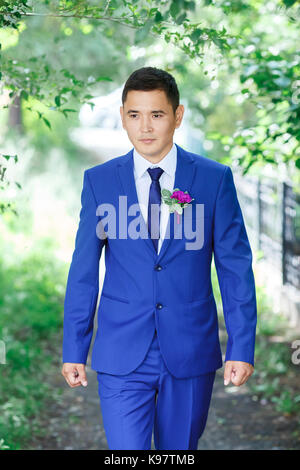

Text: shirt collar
xmin=133 ymin=142 xmax=177 ymax=179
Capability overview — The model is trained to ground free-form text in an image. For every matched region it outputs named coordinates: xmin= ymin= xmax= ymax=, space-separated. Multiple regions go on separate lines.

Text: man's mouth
xmin=140 ymin=139 xmax=156 ymax=144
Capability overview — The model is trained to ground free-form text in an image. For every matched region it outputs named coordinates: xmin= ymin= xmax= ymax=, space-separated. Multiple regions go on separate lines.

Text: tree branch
xmin=19 ymin=12 xmax=140 ymax=28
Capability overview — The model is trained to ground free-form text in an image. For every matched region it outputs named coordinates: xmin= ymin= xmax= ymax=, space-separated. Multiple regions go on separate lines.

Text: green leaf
xmin=161 ymin=188 xmax=172 ymax=197
xmin=42 ymin=117 xmax=51 ymax=129
xmin=282 ymin=0 xmax=297 ymax=7
xmin=191 ymin=28 xmax=202 ymax=42
xmin=60 ymin=87 xmax=72 ymax=94
xmin=184 ymin=1 xmax=196 ymax=11
xmin=175 ymin=12 xmax=187 ymax=25
xmin=95 ymin=76 xmax=113 ymax=82
xmin=20 ymin=90 xmax=28 ymax=100
xmin=170 ymin=0 xmax=181 ymax=18
xmin=54 ymin=95 xmax=61 ymax=107
xmin=154 ymin=11 xmax=163 ymax=22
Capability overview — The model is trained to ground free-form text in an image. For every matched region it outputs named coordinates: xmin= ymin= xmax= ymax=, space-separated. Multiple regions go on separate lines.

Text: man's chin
xmin=135 ymin=141 xmax=160 ymax=156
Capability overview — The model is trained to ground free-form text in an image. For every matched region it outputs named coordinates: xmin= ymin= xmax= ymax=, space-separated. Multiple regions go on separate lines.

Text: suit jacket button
xmin=156 ymin=303 xmax=163 ymax=309
xmin=155 ymin=265 xmax=162 ymax=271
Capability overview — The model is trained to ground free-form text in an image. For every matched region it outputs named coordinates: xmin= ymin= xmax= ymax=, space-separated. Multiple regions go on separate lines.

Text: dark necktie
xmin=147 ymin=167 xmax=164 ymax=253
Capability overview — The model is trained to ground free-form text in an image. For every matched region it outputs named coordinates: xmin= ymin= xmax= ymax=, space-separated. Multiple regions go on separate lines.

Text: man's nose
xmin=140 ymin=117 xmax=153 ymax=132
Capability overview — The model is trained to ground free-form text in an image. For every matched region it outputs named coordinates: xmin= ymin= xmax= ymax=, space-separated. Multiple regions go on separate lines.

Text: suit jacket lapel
xmin=157 ymin=143 xmax=196 ymax=261
xmin=117 ymin=148 xmax=155 ymax=256
xmin=116 ymin=143 xmax=196 ymax=259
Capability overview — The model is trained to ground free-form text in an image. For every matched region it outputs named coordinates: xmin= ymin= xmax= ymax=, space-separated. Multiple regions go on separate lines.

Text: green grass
xmin=1 ymin=249 xmax=299 ymax=449
xmin=212 ymin=261 xmax=300 ymax=418
xmin=249 ymin=286 xmax=300 ymax=416
xmin=0 ymin=241 xmax=67 ymax=450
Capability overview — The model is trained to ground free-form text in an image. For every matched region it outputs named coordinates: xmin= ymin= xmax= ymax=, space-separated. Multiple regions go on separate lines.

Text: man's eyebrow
xmin=126 ymin=109 xmax=167 ymax=114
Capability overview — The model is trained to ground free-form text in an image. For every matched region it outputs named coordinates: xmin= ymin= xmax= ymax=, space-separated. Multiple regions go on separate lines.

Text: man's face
xmin=120 ymin=89 xmax=184 ymax=161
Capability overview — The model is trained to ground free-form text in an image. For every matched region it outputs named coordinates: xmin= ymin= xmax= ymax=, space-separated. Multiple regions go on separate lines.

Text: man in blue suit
xmin=62 ymin=67 xmax=257 ymax=450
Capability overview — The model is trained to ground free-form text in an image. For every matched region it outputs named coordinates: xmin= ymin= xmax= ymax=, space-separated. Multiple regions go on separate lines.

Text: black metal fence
xmin=234 ymin=173 xmax=300 ymax=291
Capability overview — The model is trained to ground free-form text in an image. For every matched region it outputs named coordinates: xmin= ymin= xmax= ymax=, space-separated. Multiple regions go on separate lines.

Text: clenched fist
xmin=61 ymin=363 xmax=88 ymax=388
xmin=224 ymin=360 xmax=254 ymax=387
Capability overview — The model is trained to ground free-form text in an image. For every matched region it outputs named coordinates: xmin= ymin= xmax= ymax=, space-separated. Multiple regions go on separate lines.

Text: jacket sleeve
xmin=213 ymin=166 xmax=257 ymax=366
xmin=62 ymin=170 xmax=106 ymax=364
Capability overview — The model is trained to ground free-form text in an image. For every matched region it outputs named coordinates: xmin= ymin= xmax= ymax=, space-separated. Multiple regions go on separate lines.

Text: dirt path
xmin=26 ymin=353 xmax=300 ymax=450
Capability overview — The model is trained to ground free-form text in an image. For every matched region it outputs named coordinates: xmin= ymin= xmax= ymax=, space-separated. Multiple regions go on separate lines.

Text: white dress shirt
xmin=133 ymin=143 xmax=177 ymax=254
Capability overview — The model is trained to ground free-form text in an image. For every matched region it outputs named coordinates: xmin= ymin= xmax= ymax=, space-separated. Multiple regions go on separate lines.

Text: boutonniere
xmin=161 ymin=188 xmax=194 ymax=224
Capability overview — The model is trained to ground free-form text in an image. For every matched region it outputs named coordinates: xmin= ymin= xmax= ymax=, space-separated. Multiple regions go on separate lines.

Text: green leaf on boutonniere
xmin=174 ymin=204 xmax=183 ymax=214
xmin=168 ymin=202 xmax=181 ymax=214
xmin=161 ymin=188 xmax=172 ymax=198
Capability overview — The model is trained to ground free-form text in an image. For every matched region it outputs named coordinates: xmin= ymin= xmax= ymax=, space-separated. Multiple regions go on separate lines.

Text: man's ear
xmin=120 ymin=106 xmax=125 ymax=128
xmin=175 ymin=104 xmax=184 ymax=128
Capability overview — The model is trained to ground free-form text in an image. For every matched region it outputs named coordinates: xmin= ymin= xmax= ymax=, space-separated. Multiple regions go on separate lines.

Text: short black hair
xmin=122 ymin=67 xmax=180 ymax=115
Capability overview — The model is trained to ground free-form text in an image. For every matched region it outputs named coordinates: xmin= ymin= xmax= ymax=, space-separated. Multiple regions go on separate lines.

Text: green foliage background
xmin=0 ymin=0 xmax=299 ymax=449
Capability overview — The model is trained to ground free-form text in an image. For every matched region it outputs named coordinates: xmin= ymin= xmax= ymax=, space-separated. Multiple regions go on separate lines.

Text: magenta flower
xmin=161 ymin=188 xmax=194 ymax=224
xmin=170 ymin=190 xmax=192 ymax=204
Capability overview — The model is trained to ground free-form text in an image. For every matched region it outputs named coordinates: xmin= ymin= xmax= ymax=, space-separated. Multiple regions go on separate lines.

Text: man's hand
xmin=224 ymin=360 xmax=254 ymax=387
xmin=61 ymin=363 xmax=88 ymax=388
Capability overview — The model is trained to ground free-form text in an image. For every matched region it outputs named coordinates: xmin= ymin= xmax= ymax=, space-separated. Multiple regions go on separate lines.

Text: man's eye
xmin=129 ymin=114 xmax=162 ymax=118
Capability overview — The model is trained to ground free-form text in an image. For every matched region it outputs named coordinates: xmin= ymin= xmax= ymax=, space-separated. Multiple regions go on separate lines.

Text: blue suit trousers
xmin=97 ymin=329 xmax=216 ymax=450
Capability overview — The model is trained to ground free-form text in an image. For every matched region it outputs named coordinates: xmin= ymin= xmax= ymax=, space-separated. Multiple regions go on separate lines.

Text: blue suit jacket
xmin=62 ymin=143 xmax=257 ymax=378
